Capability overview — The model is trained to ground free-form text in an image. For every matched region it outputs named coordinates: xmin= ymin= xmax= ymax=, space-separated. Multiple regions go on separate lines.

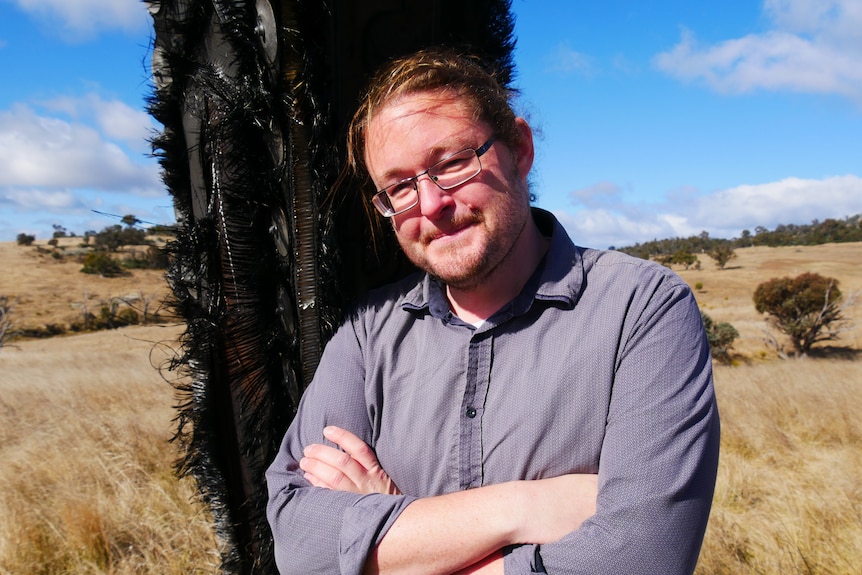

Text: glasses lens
xmin=428 ymin=149 xmax=480 ymax=190
xmin=372 ymin=191 xmax=396 ymax=216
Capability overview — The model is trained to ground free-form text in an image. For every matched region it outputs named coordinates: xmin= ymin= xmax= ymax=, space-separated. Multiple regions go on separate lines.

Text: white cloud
xmin=41 ymin=93 xmax=157 ymax=151
xmin=1 ymin=188 xmax=82 ymax=210
xmin=688 ymin=175 xmax=862 ymax=235
xmin=554 ymin=208 xmax=676 ymax=250
xmin=12 ymin=0 xmax=149 ymax=39
xmin=654 ymin=0 xmax=862 ymax=103
xmin=0 ymin=103 xmax=160 ymax=191
xmin=561 ymin=174 xmax=862 ymax=248
xmin=568 ymin=181 xmax=625 ymax=206
xmin=544 ymin=42 xmax=593 ymax=76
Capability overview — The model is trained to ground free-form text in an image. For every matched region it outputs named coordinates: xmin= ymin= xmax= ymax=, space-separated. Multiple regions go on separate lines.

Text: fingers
xmin=300 ymin=426 xmax=401 ymax=495
xmin=300 ymin=443 xmax=363 ymax=491
xmin=322 ymin=426 xmax=381 ymax=472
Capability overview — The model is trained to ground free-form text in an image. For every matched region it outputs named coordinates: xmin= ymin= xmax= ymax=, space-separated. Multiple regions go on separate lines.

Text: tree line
xmin=15 ymin=216 xmax=173 ymax=277
xmin=616 ymin=213 xmax=862 ymax=260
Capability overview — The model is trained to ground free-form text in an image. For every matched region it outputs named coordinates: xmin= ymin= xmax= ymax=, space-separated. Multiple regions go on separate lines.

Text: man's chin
xmin=425 ymin=255 xmax=487 ymax=289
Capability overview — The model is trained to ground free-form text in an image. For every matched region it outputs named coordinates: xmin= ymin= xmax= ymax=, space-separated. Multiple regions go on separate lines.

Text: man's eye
xmin=388 ymin=181 xmax=414 ymax=198
xmin=435 ymin=157 xmax=470 ymax=174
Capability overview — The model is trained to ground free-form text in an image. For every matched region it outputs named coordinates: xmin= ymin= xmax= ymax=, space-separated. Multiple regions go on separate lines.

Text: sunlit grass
xmin=0 ymin=326 xmax=219 ymax=574
xmin=696 ymin=360 xmax=862 ymax=575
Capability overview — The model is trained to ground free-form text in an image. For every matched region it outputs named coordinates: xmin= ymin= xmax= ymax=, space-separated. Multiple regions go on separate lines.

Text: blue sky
xmin=1 ymin=0 xmax=860 ymax=248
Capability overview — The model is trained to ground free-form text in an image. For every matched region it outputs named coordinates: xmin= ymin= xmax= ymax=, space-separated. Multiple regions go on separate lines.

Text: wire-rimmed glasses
xmin=371 ymin=137 xmax=496 ymax=217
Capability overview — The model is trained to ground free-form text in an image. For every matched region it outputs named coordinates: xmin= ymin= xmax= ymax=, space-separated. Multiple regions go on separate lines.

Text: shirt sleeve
xmin=265 ymin=317 xmax=417 ymax=575
xmin=507 ymin=279 xmax=720 ymax=575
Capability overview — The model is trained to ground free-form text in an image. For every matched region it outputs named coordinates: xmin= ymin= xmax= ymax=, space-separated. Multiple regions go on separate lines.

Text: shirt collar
xmin=401 ymin=208 xmax=586 ymax=322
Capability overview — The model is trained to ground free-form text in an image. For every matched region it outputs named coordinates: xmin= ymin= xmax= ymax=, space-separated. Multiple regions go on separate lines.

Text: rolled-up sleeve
xmin=265 ymin=319 xmax=417 ymax=575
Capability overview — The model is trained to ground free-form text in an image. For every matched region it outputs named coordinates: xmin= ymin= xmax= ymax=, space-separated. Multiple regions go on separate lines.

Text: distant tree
xmin=16 ymin=233 xmax=36 ymax=246
xmin=121 ymin=214 xmax=141 ymax=228
xmin=92 ymin=224 xmax=149 ymax=252
xmin=672 ymin=250 xmax=698 ymax=270
xmin=47 ymin=238 xmax=59 ymax=248
xmin=657 ymin=250 xmax=698 ymax=270
xmin=753 ymin=272 xmax=851 ymax=357
xmin=52 ymin=224 xmax=68 ymax=239
xmin=618 ymin=213 xmax=862 ymax=254
xmin=700 ymin=311 xmax=739 ymax=365
xmin=708 ymin=244 xmax=737 ymax=270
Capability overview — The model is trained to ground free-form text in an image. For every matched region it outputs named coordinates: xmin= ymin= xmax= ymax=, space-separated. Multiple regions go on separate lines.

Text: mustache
xmin=420 ymin=210 xmax=483 ymax=244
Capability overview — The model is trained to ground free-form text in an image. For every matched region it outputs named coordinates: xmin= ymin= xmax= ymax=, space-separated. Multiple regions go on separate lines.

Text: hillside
xmin=0 ymin=238 xmax=172 ymax=335
xmin=675 ymin=242 xmax=862 ymax=357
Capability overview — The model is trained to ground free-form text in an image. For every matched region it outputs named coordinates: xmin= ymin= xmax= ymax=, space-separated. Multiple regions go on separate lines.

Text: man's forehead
xmin=372 ymin=90 xmax=473 ymax=124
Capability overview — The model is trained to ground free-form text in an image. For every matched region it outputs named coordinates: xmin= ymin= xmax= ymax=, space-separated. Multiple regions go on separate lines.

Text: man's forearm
xmin=363 ymin=483 xmax=518 ymax=575
xmin=364 ymin=475 xmax=597 ymax=575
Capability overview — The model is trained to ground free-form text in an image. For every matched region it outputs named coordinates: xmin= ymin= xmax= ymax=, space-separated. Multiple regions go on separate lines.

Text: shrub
xmin=114 ymin=307 xmax=140 ymax=327
xmin=92 ymin=224 xmax=150 ymax=252
xmin=123 ymin=246 xmax=169 ymax=270
xmin=16 ymin=233 xmax=36 ymax=246
xmin=753 ymin=272 xmax=847 ymax=357
xmin=81 ymin=253 xmax=126 ymax=278
xmin=701 ymin=311 xmax=739 ymax=364
xmin=70 ymin=303 xmax=140 ymax=332
xmin=708 ymin=244 xmax=737 ymax=270
xmin=18 ymin=324 xmax=67 ymax=339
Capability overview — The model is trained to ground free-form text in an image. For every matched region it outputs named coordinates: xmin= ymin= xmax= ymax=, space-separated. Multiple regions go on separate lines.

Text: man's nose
xmin=416 ymin=176 xmax=453 ymax=218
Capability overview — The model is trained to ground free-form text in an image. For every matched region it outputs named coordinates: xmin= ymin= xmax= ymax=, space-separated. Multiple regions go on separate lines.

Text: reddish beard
xmin=418 ymin=209 xmax=484 ymax=247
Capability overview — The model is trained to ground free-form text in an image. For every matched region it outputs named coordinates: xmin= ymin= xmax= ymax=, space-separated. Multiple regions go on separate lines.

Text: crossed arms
xmin=300 ymin=426 xmax=599 ymax=574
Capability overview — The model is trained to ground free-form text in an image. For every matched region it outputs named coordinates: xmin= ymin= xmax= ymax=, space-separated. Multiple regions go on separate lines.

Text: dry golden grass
xmin=1 ymin=240 xmax=860 ymax=573
xmin=697 ymin=360 xmax=862 ymax=574
xmin=0 ymin=325 xmax=219 ymax=574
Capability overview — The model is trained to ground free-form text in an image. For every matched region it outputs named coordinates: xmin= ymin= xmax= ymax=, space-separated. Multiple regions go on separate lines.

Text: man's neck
xmin=446 ymin=220 xmax=549 ymax=325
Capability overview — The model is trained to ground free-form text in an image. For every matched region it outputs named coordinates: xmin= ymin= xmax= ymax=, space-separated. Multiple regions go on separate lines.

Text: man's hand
xmin=300 ymin=426 xmax=401 ymax=495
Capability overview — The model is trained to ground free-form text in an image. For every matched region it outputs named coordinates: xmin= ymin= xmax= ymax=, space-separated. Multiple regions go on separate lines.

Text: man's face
xmin=364 ymin=90 xmax=534 ymax=290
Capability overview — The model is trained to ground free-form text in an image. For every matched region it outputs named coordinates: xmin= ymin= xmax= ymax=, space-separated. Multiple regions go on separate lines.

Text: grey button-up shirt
xmin=266 ymin=209 xmax=720 ymax=574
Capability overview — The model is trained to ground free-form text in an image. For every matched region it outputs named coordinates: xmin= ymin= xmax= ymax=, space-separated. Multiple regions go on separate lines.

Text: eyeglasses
xmin=371 ymin=137 xmax=496 ymax=217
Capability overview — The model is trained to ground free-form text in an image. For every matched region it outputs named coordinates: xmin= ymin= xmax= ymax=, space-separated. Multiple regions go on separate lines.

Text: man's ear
xmin=513 ymin=117 xmax=534 ymax=179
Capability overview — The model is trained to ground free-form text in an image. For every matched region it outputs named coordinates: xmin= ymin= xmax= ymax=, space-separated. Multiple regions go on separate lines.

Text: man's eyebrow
xmin=379 ymin=140 xmax=468 ymax=183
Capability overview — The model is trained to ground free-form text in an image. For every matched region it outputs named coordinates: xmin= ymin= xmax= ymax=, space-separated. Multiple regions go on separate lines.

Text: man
xmin=266 ymin=48 xmax=720 ymax=575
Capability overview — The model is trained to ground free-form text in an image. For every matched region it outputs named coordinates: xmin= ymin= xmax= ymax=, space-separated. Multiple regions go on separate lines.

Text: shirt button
xmin=466 ymin=407 xmax=477 ymax=418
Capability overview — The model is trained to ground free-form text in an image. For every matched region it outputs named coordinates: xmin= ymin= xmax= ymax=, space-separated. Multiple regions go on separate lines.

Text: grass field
xmin=0 ymin=325 xmax=220 ymax=574
xmin=1 ymin=240 xmax=860 ymax=573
